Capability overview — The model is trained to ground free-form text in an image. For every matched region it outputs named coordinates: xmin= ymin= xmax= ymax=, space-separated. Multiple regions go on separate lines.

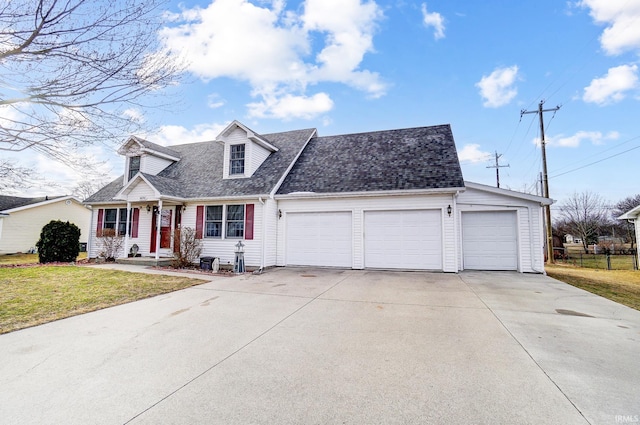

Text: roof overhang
xmin=275 ymin=187 xmax=466 ymax=200
xmin=218 ymin=120 xmax=279 ymax=152
xmin=618 ymin=204 xmax=640 ymax=220
xmin=114 ymin=173 xmax=161 ymax=201
xmin=117 ymin=136 xmax=181 ymax=161
xmin=464 ymin=181 xmax=554 ymax=206
xmin=2 ymin=195 xmax=85 ymax=214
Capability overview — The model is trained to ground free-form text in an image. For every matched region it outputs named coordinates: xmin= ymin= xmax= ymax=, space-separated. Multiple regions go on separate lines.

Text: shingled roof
xmin=277 ymin=125 xmax=464 ymax=195
xmin=0 ymin=195 xmax=65 ymax=212
xmin=85 ymin=128 xmax=317 ymax=203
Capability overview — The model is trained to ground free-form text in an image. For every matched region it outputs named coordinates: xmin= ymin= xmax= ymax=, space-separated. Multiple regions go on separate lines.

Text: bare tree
xmin=613 ymin=194 xmax=640 ymax=250
xmin=560 ymin=191 xmax=609 ymax=253
xmin=0 ymin=0 xmax=183 ymax=192
xmin=72 ymin=178 xmax=111 ymax=201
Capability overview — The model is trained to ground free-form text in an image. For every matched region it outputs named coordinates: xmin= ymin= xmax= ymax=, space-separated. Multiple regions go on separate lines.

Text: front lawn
xmin=0 ymin=266 xmax=205 ymax=334
xmin=546 ymin=264 xmax=640 ymax=311
xmin=0 ymin=252 xmax=87 ymax=265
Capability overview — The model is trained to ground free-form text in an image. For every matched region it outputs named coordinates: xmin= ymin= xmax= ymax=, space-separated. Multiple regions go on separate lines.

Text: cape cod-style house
xmin=84 ymin=120 xmax=552 ymax=272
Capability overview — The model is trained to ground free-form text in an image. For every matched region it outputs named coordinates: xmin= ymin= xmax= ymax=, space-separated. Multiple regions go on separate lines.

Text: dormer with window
xmin=117 ymin=136 xmax=181 ymax=185
xmin=219 ymin=121 xmax=278 ymax=179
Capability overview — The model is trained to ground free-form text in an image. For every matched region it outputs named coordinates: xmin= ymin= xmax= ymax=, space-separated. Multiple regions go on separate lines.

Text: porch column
xmin=124 ymin=202 xmax=131 ymax=258
xmin=155 ymin=199 xmax=163 ymax=260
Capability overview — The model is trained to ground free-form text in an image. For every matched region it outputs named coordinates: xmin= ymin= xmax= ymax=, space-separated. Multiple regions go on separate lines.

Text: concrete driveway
xmin=1 ymin=268 xmax=638 ymax=425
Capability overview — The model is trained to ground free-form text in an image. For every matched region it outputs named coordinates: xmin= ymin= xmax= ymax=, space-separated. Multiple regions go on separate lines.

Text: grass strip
xmin=546 ymin=264 xmax=640 ymax=311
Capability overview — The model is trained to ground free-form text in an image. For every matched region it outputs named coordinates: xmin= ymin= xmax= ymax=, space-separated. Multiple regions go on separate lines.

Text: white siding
xmin=127 ymin=182 xmax=157 ymax=202
xmin=262 ymin=198 xmax=279 ymax=267
xmin=222 ymin=127 xmax=272 ymax=179
xmin=456 ymin=187 xmax=546 ymax=273
xmin=250 ymin=143 xmax=271 ymax=176
xmin=276 ymin=194 xmax=457 ymax=271
xmin=142 ymin=155 xmax=174 ymax=176
xmin=0 ymin=200 xmax=91 ymax=254
xmin=182 ymin=201 xmax=265 ymax=268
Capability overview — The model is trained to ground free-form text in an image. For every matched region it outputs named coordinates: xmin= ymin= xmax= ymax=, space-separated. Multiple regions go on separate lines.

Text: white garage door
xmin=462 ymin=211 xmax=518 ymax=271
xmin=286 ymin=212 xmax=352 ymax=267
xmin=364 ymin=210 xmax=442 ymax=270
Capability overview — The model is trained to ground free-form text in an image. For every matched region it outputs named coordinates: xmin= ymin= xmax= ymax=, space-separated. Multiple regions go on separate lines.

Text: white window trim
xmin=203 ymin=204 xmax=246 ymax=240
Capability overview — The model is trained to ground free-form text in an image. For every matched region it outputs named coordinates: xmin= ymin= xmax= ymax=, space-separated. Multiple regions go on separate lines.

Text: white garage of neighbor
xmin=364 ymin=209 xmax=442 ymax=270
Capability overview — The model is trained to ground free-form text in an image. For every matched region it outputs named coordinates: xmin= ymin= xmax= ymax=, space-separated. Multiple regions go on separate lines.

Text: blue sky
xmin=11 ymin=0 xmax=640 ymax=208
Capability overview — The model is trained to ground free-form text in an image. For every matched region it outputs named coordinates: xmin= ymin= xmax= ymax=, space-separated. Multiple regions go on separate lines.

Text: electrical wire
xmin=550 ymin=143 xmax=640 ymax=178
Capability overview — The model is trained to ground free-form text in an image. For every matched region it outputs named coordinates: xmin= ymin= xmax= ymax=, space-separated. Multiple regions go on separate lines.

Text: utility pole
xmin=486 ymin=151 xmax=509 ymax=188
xmin=521 ymin=100 xmax=561 ymax=264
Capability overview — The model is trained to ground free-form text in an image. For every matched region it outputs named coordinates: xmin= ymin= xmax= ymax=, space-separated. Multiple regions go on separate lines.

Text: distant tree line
xmin=553 ymin=192 xmax=640 ymax=254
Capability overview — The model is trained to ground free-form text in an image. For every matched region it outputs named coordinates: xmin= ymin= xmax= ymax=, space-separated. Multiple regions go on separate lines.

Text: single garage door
xmin=462 ymin=211 xmax=518 ymax=270
xmin=364 ymin=210 xmax=442 ymax=270
xmin=286 ymin=212 xmax=352 ymax=267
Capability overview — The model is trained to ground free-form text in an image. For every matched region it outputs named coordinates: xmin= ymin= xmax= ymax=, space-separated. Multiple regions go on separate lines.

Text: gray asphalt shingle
xmin=277 ymin=125 xmax=464 ymax=194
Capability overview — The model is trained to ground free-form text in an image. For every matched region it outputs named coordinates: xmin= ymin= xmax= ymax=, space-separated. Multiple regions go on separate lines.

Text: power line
xmin=550 ymin=143 xmax=640 ymax=178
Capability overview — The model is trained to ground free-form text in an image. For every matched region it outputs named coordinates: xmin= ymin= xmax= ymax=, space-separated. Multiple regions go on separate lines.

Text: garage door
xmin=286 ymin=212 xmax=352 ymax=267
xmin=462 ymin=211 xmax=517 ymax=270
xmin=364 ymin=210 xmax=442 ymax=270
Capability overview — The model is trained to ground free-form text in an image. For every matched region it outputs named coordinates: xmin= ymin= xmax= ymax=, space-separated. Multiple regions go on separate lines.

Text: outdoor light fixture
xmin=278 ymin=209 xmax=282 ymax=218
xmin=447 ymin=205 xmax=452 ymax=217
xmin=146 ymin=204 xmax=151 ymax=212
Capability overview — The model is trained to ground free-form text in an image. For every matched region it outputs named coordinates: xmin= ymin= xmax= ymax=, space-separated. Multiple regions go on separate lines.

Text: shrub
xmin=36 ymin=220 xmax=81 ymax=263
xmin=98 ymin=228 xmax=124 ymax=261
xmin=172 ymin=227 xmax=202 ymax=268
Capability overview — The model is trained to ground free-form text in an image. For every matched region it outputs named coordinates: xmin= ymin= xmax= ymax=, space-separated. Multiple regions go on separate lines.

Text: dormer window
xmin=230 ymin=144 xmax=245 ymax=175
xmin=128 ymin=156 xmax=141 ymax=181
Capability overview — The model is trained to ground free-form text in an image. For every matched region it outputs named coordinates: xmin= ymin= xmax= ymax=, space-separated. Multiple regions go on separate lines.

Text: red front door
xmin=151 ymin=208 xmax=173 ymax=253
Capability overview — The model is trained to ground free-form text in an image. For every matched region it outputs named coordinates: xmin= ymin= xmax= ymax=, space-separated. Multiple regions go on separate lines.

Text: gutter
xmin=275 ymin=187 xmax=467 ymax=200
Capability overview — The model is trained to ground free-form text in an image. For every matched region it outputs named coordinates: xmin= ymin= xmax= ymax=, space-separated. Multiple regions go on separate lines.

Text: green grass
xmin=546 ymin=264 xmax=640 ymax=311
xmin=0 ymin=266 xmax=205 ymax=334
xmin=0 ymin=252 xmax=87 ymax=265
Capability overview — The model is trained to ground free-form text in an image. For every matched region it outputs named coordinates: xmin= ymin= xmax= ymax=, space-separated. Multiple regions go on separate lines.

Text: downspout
xmin=257 ymin=197 xmax=266 ymax=273
xmin=453 ymin=190 xmax=460 ymax=273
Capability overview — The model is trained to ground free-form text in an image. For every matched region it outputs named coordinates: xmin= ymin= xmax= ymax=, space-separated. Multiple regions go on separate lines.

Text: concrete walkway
xmin=0 ymin=267 xmax=638 ymax=424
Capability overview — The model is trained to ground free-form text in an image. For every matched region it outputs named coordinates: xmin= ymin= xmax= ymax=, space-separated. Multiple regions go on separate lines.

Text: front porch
xmin=115 ymin=256 xmax=174 ymax=267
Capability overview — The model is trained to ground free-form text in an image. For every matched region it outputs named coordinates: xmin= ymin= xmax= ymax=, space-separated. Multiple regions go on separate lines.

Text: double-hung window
xmin=205 ymin=206 xmax=223 ymax=238
xmin=103 ymin=208 xmax=132 ymax=236
xmin=202 ymin=205 xmax=245 ymax=239
xmin=226 ymin=205 xmax=244 ymax=238
xmin=128 ymin=156 xmax=140 ymax=180
xmin=229 ymin=144 xmax=245 ymax=175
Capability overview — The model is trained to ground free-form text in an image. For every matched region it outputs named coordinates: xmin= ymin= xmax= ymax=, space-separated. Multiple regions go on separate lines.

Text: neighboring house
xmin=618 ymin=205 xmax=640 ymax=264
xmin=84 ymin=120 xmax=553 ymax=273
xmin=0 ymin=195 xmax=91 ymax=255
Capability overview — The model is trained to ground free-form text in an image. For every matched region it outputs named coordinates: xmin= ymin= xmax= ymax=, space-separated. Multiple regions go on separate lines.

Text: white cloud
xmin=475 ymin=65 xmax=519 ymax=108
xmin=159 ymin=0 xmax=386 ymax=120
xmin=583 ymin=64 xmax=638 ymax=105
xmin=207 ymin=93 xmax=226 ymax=109
xmin=247 ymin=92 xmax=334 ymax=120
xmin=458 ymin=144 xmax=491 ymax=163
xmin=421 ymin=3 xmax=445 ymax=40
xmin=148 ymin=122 xmax=229 ymax=146
xmin=123 ymin=108 xmax=145 ymax=123
xmin=538 ymin=130 xmax=619 ymax=148
xmin=578 ymin=0 xmax=640 ymax=55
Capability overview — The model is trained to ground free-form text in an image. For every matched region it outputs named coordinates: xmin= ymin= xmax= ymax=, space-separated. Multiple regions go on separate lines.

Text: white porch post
xmin=124 ymin=202 xmax=131 ymax=258
xmin=155 ymin=200 xmax=163 ymax=260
